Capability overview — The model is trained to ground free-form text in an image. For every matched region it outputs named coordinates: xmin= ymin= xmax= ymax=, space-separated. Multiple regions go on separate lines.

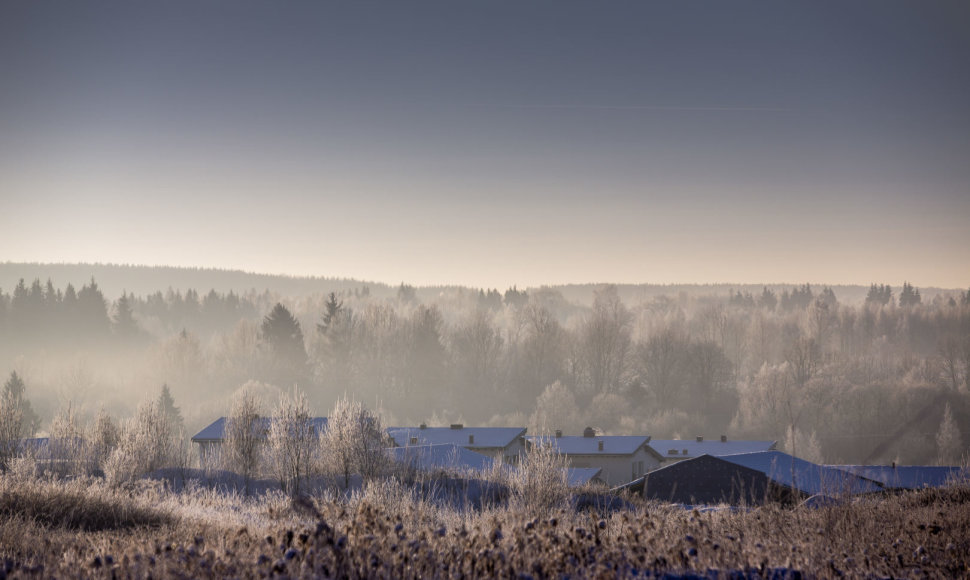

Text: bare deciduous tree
xmin=321 ymin=396 xmax=390 ymax=488
xmin=223 ymin=387 xmax=265 ymax=495
xmin=268 ymin=388 xmax=316 ymax=496
xmin=579 ymin=285 xmax=631 ymax=395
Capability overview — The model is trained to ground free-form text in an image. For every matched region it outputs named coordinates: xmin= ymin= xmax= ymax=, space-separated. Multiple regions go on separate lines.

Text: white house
xmin=527 ymin=427 xmax=661 ymax=486
xmin=648 ymin=435 xmax=777 ymax=465
xmin=386 ymin=424 xmax=527 ymax=464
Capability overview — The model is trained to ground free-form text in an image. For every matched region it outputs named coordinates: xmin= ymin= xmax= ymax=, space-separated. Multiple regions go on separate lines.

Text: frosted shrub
xmin=90 ymin=407 xmax=120 ymax=474
xmin=267 ymin=388 xmax=316 ymax=496
xmin=321 ymin=396 xmax=391 ymax=488
xmin=105 ymin=398 xmax=185 ymax=487
xmin=7 ymin=449 xmax=38 ymax=483
xmin=508 ymin=440 xmax=569 ymax=514
xmin=48 ymin=404 xmax=91 ymax=478
xmin=223 ymin=387 xmax=265 ymax=495
xmin=0 ymin=386 xmax=24 ymax=471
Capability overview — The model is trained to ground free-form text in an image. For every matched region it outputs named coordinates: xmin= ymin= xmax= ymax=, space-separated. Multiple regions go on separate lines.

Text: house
xmin=385 ymin=424 xmax=527 ymax=464
xmin=191 ymin=416 xmax=329 ymax=462
xmin=634 ymin=451 xmax=883 ymax=505
xmin=832 ymin=465 xmax=966 ymax=490
xmin=527 ymin=427 xmax=660 ymax=486
xmin=648 ymin=435 xmax=777 ymax=465
xmin=389 ymin=443 xmax=494 ymax=475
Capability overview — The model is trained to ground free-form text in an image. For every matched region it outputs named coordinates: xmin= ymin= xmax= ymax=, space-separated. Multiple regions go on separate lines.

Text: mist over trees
xmin=1 ymin=266 xmax=969 ymax=465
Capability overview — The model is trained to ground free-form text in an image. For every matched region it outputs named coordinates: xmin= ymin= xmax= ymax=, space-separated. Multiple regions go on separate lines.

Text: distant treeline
xmin=1 ymin=263 xmax=961 ymax=307
xmin=1 ymin=271 xmax=969 ymax=466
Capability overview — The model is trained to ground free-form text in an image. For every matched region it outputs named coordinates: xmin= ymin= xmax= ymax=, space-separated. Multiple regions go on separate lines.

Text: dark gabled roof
xmin=527 ymin=435 xmax=653 ymax=456
xmin=386 ymin=426 xmax=526 ymax=450
xmin=191 ymin=417 xmax=328 ymax=442
xmin=639 ymin=454 xmax=774 ymax=505
xmin=833 ymin=465 xmax=966 ymax=490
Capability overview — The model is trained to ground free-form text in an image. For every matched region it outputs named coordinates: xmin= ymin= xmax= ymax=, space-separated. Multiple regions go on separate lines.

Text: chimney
xmin=419 ymin=423 xmax=427 ymax=430
xmin=555 ymin=430 xmax=562 ymax=438
xmin=450 ymin=424 xmax=463 ymax=430
xmin=468 ymin=434 xmax=475 ymax=444
xmin=598 ymin=440 xmax=604 ymax=452
xmin=720 ymin=435 xmax=727 ymax=443
xmin=583 ymin=426 xmax=595 ymax=438
xmin=696 ymin=436 xmax=703 ymax=443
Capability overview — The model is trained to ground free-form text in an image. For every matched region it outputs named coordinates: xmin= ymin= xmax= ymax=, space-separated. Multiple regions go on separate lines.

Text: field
xmin=1 ymin=474 xmax=969 ymax=579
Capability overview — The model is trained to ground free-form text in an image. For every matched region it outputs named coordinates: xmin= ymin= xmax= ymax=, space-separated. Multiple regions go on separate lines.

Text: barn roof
xmin=191 ymin=417 xmax=328 ymax=442
xmin=389 ymin=443 xmax=494 ymax=473
xmin=833 ymin=465 xmax=965 ymax=490
xmin=638 ymin=454 xmax=774 ymax=505
xmin=721 ymin=451 xmax=883 ymax=496
xmin=648 ymin=438 xmax=777 ymax=459
xmin=527 ymin=435 xmax=652 ymax=456
xmin=386 ymin=426 xmax=526 ymax=450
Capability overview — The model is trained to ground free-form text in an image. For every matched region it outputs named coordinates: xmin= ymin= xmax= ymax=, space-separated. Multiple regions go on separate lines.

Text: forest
xmin=0 ymin=265 xmax=968 ymax=466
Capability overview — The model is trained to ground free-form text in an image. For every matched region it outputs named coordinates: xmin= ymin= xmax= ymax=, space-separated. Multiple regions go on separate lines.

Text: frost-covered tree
xmin=267 ymin=388 xmax=316 ymax=495
xmin=529 ymin=381 xmax=580 ymax=436
xmin=936 ymin=403 xmax=962 ymax=466
xmin=321 ymin=396 xmax=390 ymax=488
xmin=104 ymin=398 xmax=187 ymax=487
xmin=508 ymin=439 xmax=569 ymax=515
xmin=223 ymin=387 xmax=265 ymax=495
xmin=90 ymin=407 xmax=120 ymax=474
xmin=48 ymin=403 xmax=88 ymax=477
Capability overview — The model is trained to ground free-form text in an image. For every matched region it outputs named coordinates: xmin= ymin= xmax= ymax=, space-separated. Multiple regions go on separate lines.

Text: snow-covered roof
xmin=649 ymin=438 xmax=776 ymax=459
xmin=389 ymin=444 xmax=494 ymax=473
xmin=527 ymin=435 xmax=652 ymax=456
xmin=833 ymin=465 xmax=965 ymax=490
xmin=566 ymin=467 xmax=603 ymax=487
xmin=386 ymin=426 xmax=526 ymax=450
xmin=191 ymin=417 xmax=328 ymax=442
xmin=721 ymin=451 xmax=883 ymax=496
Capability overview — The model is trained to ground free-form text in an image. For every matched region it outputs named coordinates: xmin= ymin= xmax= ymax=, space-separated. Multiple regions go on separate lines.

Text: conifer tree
xmin=936 ymin=403 xmax=962 ymax=466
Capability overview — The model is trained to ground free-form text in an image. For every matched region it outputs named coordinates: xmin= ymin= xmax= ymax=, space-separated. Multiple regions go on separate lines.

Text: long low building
xmin=386 ymin=424 xmax=527 ymax=464
xmin=634 ymin=451 xmax=884 ymax=505
xmin=832 ymin=465 xmax=966 ymax=490
xmin=527 ymin=428 xmax=659 ymax=486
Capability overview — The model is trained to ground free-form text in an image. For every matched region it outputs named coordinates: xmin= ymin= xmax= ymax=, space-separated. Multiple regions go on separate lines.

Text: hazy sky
xmin=2 ymin=1 xmax=968 ymax=289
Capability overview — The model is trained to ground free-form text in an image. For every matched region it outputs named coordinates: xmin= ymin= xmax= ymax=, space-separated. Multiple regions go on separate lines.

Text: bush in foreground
xmin=1 ymin=474 xmax=969 ymax=578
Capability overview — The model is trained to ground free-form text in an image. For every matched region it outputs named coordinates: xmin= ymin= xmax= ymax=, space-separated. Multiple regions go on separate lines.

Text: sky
xmin=1 ymin=1 xmax=968 ymax=289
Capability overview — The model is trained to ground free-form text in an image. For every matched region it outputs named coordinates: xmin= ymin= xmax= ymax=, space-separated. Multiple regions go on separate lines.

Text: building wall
xmin=563 ymin=447 xmax=659 ymax=486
